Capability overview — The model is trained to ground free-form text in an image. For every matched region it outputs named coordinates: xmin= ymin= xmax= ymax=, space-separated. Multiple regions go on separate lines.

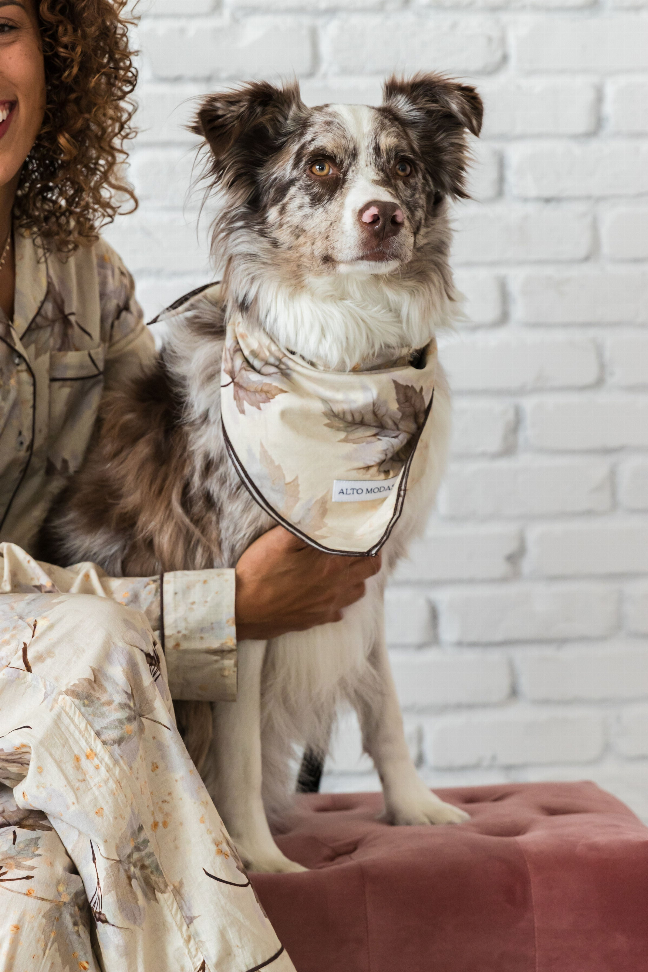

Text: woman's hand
xmin=234 ymin=525 xmax=382 ymax=641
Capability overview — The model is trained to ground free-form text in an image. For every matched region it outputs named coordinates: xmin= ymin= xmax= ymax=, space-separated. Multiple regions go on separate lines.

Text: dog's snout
xmin=358 ymin=201 xmax=404 ymax=241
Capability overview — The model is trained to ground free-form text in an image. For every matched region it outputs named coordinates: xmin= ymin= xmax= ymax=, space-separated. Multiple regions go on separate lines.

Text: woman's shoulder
xmin=43 ymin=232 xmax=132 ymax=300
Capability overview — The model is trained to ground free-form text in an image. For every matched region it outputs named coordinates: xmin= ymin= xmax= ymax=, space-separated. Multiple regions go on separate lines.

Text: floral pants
xmin=0 ymin=593 xmax=294 ymax=972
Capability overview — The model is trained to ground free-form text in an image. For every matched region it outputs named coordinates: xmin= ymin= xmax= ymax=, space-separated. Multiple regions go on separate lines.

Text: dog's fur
xmin=43 ymin=74 xmax=482 ymax=873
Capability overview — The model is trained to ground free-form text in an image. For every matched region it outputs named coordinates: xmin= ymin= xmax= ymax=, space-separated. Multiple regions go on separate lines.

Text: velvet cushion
xmin=251 ymin=783 xmax=648 ymax=972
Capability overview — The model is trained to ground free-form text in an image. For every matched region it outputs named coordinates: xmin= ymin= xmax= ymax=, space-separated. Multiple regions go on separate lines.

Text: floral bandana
xmin=221 ymin=320 xmax=437 ymax=556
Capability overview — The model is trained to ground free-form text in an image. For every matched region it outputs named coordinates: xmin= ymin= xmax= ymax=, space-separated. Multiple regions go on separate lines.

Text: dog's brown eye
xmin=395 ymin=160 xmax=412 ymax=177
xmin=309 ymin=160 xmax=332 ymax=177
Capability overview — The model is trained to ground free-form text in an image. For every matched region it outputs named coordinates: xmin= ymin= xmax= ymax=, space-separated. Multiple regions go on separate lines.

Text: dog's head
xmin=193 ymin=74 xmax=482 ymax=280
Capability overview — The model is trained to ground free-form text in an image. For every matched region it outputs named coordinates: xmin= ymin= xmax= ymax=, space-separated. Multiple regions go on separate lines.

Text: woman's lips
xmin=0 ymin=103 xmax=17 ymax=141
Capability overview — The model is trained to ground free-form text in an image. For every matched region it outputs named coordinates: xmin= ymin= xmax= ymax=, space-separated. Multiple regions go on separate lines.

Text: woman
xmin=0 ymin=2 xmax=379 ymax=969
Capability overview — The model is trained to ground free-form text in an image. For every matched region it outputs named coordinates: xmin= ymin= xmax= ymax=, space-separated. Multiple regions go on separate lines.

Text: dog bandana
xmin=221 ymin=320 xmax=437 ymax=556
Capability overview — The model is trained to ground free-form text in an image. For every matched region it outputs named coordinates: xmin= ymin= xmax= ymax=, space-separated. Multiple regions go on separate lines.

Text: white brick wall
xmin=109 ymin=0 xmax=648 ymax=820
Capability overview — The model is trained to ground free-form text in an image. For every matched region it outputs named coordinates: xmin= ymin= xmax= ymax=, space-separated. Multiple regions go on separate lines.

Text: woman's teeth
xmin=0 ymin=105 xmax=13 ymax=124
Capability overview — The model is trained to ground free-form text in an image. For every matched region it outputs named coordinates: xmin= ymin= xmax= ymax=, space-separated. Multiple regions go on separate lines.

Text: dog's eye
xmin=309 ymin=160 xmax=333 ymax=177
xmin=395 ymin=160 xmax=412 ymax=177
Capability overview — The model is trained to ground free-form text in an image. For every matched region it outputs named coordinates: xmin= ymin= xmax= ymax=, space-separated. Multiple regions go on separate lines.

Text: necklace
xmin=0 ymin=230 xmax=12 ymax=274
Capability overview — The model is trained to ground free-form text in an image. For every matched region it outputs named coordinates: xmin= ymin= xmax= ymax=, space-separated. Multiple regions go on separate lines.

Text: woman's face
xmin=0 ymin=0 xmax=45 ymax=191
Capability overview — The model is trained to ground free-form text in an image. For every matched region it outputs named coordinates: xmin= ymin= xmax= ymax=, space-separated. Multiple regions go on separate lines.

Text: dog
xmin=43 ymin=73 xmax=483 ymax=873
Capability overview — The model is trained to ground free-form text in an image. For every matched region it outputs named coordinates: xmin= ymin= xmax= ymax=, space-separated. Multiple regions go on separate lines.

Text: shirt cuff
xmin=162 ymin=568 xmax=237 ymax=702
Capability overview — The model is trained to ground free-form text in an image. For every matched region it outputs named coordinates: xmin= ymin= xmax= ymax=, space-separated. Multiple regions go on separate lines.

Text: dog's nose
xmin=358 ymin=200 xmax=404 ymax=240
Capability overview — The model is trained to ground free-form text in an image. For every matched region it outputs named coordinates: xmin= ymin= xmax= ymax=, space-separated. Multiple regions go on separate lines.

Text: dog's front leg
xmin=206 ymin=638 xmax=306 ymax=874
xmin=357 ymin=614 xmax=469 ymax=826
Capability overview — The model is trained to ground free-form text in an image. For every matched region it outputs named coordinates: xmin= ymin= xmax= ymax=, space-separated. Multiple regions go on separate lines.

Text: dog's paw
xmin=384 ymin=788 xmax=470 ymax=827
xmin=241 ymin=848 xmax=307 ymax=874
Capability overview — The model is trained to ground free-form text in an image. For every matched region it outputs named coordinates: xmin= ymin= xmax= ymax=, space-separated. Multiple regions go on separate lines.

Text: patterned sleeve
xmin=0 ymin=543 xmax=237 ymax=702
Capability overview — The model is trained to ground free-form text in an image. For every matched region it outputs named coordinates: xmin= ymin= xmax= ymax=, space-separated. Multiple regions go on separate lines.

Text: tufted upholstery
xmin=251 ymin=783 xmax=648 ymax=972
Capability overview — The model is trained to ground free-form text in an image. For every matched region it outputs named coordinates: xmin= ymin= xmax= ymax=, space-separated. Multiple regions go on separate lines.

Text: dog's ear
xmin=382 ymin=73 xmax=483 ymax=199
xmin=191 ymin=81 xmax=306 ymax=203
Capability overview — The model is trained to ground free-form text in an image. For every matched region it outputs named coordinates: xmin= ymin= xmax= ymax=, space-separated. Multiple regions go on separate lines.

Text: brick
xmin=135 ymin=83 xmax=204 ymax=144
xmin=608 ymin=77 xmax=648 ymax=134
xmin=453 ymin=272 xmax=504 ymax=327
xmin=321 ymin=772 xmax=381 ymax=792
xmin=610 ymin=0 xmax=648 ymax=9
xmin=465 ymin=142 xmax=501 ymax=201
xmin=510 ymin=141 xmax=648 ymax=198
xmin=526 ymin=396 xmax=648 ymax=450
xmin=393 ymin=526 xmax=521 ymax=582
xmin=300 ymin=77 xmax=383 ymax=108
xmin=454 ymin=204 xmax=592 ymax=263
xmin=513 ymin=16 xmax=648 ymax=72
xmin=437 ymin=584 xmax=619 ymax=643
xmin=626 ymin=582 xmax=648 ymax=634
xmin=513 ymin=270 xmax=648 ymax=324
xmin=130 ymin=149 xmax=196 ymax=207
xmin=517 ymin=646 xmax=648 ymax=702
xmin=390 ymin=650 xmax=512 ymax=707
xmin=416 ymin=766 xmax=510 ymax=789
xmin=233 ymin=0 xmax=399 ymax=9
xmin=426 ymin=710 xmax=606 ymax=768
xmin=602 ymin=207 xmax=648 ymax=260
xmin=417 ymin=0 xmax=593 ymax=8
xmin=144 ymin=0 xmax=215 ymax=12
xmin=441 ymin=335 xmax=600 ymax=392
xmin=324 ymin=16 xmax=504 ymax=75
xmin=140 ymin=19 xmax=315 ymax=80
xmin=615 ymin=707 xmax=648 ymax=758
xmin=103 ymin=214 xmax=209 ymax=276
xmin=528 ymin=521 xmax=648 ymax=577
xmin=619 ymin=460 xmax=648 ymax=510
xmin=479 ymin=79 xmax=598 ymax=137
xmin=438 ymin=459 xmax=611 ymax=518
xmin=450 ymin=401 xmax=517 ymax=456
xmin=606 ymin=334 xmax=648 ymax=387
xmin=385 ymin=589 xmax=434 ymax=646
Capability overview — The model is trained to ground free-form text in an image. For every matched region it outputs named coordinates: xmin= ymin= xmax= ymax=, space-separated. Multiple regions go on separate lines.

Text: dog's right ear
xmin=191 ymin=81 xmax=305 ymax=201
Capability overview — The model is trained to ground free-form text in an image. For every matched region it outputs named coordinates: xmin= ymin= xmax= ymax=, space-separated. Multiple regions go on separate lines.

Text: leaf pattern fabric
xmin=0 ymin=590 xmax=294 ymax=972
xmin=221 ymin=315 xmax=437 ymax=555
xmin=222 ymin=331 xmax=290 ymax=414
xmin=0 ymin=227 xmax=239 ymax=705
xmin=0 ymin=227 xmax=156 ymax=554
xmin=0 ymin=807 xmax=99 ymax=972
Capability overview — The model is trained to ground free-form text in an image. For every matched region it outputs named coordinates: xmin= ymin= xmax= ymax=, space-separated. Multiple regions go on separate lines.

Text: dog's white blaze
xmin=330 ymin=103 xmax=400 ymax=270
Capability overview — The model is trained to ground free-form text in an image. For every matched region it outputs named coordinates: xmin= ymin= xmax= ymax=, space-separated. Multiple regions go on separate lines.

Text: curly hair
xmin=14 ymin=0 xmax=138 ymax=253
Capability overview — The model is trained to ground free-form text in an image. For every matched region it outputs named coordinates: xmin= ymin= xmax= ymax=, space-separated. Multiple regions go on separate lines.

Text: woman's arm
xmin=1 ymin=529 xmax=380 ymax=691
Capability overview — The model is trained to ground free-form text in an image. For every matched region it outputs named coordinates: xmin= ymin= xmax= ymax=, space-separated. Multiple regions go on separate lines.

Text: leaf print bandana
xmin=221 ymin=319 xmax=437 ymax=556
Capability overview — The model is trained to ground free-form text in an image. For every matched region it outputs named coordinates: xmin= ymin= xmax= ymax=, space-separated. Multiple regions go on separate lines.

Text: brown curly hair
xmin=14 ymin=0 xmax=138 ymax=253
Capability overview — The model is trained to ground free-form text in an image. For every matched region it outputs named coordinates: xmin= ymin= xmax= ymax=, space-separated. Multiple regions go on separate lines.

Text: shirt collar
xmin=12 ymin=227 xmax=48 ymax=340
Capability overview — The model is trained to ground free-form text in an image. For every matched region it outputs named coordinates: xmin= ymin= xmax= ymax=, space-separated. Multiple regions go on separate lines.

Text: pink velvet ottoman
xmin=250 ymin=783 xmax=648 ymax=972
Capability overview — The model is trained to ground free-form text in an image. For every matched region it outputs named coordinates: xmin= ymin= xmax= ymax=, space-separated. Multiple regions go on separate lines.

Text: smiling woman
xmin=1 ymin=0 xmax=136 ymax=241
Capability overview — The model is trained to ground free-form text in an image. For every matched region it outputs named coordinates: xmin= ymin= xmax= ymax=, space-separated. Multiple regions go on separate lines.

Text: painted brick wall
xmin=106 ymin=0 xmax=648 ymax=819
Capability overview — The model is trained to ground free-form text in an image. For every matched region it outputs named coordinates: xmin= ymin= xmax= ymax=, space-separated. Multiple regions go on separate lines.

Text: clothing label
xmin=332 ymin=477 xmax=400 ymax=503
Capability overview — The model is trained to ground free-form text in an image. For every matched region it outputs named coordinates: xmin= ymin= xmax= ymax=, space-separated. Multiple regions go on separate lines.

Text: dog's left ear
xmin=382 ymin=73 xmax=484 ymax=198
